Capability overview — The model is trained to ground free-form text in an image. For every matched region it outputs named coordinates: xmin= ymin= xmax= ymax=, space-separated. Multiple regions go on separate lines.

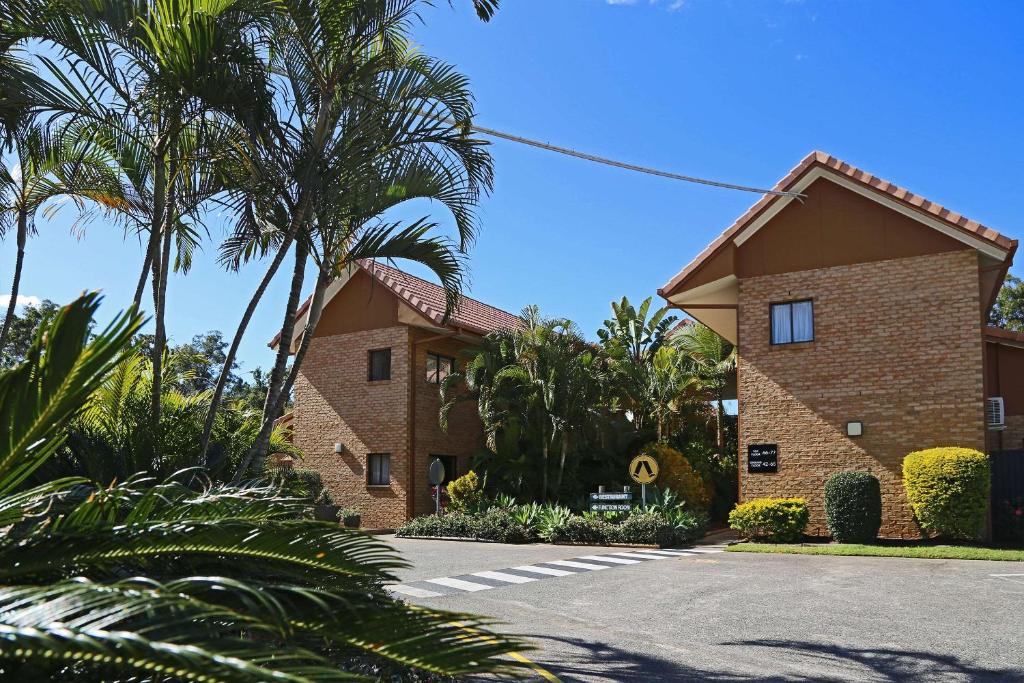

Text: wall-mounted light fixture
xmin=334 ymin=443 xmax=344 ymax=454
xmin=846 ymin=421 xmax=863 ymax=438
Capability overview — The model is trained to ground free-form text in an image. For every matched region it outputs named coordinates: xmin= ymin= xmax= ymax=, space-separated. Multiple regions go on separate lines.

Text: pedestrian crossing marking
xmin=424 ymin=576 xmax=494 ymax=591
xmin=511 ymin=565 xmax=574 ymax=577
xmin=390 ymin=545 xmax=727 ymax=599
xmin=473 ymin=570 xmax=539 ymax=584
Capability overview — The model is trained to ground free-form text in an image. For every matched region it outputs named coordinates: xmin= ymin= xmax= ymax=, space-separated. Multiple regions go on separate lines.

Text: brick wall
xmin=990 ymin=415 xmax=1024 ymax=452
xmin=737 ymin=249 xmax=986 ymax=538
xmin=410 ymin=331 xmax=486 ymax=516
xmin=292 ymin=326 xmax=411 ymax=529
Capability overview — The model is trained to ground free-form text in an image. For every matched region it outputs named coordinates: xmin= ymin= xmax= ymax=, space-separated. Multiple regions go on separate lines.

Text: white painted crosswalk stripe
xmin=578 ymin=554 xmax=641 ymax=565
xmin=387 ymin=584 xmax=443 ymax=598
xmin=511 ymin=564 xmax=575 ymax=577
xmin=424 ymin=576 xmax=494 ymax=592
xmin=610 ymin=551 xmax=671 ymax=560
xmin=472 ymin=570 xmax=538 ymax=584
xmin=546 ymin=559 xmax=610 ymax=571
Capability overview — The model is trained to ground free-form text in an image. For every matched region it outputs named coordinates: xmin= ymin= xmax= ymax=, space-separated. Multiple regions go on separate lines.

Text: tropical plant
xmin=15 ymin=0 xmax=273 ymax=441
xmin=0 ymin=120 xmax=121 ymax=351
xmin=446 ymin=469 xmax=485 ymax=513
xmin=0 ymin=293 xmax=524 ymax=679
xmin=674 ymin=321 xmax=736 ymax=454
xmin=645 ymin=443 xmax=711 ymax=512
xmin=230 ymin=0 xmax=494 ymax=479
xmin=28 ymin=346 xmax=296 ymax=486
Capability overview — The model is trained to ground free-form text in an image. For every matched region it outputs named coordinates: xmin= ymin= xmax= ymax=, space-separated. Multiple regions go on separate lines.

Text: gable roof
xmin=268 ymin=260 xmax=520 ymax=349
xmin=660 ymin=150 xmax=1016 ymax=299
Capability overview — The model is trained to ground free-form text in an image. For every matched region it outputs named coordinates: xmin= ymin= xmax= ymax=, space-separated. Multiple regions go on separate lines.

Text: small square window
xmin=770 ymin=300 xmax=814 ymax=345
xmin=368 ymin=348 xmax=391 ymax=381
xmin=426 ymin=352 xmax=455 ymax=384
xmin=368 ymin=453 xmax=390 ymax=486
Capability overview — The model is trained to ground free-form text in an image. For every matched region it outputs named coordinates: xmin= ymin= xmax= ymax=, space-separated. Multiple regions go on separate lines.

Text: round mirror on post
xmin=428 ymin=458 xmax=446 ymax=486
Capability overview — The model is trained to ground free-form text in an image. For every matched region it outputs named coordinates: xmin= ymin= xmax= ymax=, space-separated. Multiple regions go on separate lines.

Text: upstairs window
xmin=368 ymin=348 xmax=391 ymax=381
xmin=771 ymin=300 xmax=814 ymax=345
xmin=367 ymin=453 xmax=390 ymax=486
xmin=426 ymin=352 xmax=455 ymax=384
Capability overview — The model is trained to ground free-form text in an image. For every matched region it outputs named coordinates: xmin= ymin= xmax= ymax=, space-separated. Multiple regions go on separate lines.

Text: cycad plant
xmin=0 ymin=293 xmax=524 ymax=680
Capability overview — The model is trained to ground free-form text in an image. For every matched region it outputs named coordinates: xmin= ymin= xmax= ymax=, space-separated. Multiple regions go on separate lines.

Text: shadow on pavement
xmin=528 ymin=635 xmax=1020 ymax=682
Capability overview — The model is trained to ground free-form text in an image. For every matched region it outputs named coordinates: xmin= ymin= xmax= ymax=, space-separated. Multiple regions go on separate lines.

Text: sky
xmin=4 ymin=0 xmax=1023 ymax=378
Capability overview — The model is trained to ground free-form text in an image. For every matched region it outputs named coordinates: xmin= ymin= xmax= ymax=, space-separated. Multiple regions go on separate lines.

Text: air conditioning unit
xmin=986 ymin=397 xmax=1006 ymax=430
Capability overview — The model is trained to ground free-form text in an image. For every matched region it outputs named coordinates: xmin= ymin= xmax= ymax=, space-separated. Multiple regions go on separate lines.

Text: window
xmin=367 ymin=453 xmax=390 ymax=486
xmin=429 ymin=455 xmax=457 ymax=486
xmin=426 ymin=352 xmax=455 ymax=384
xmin=368 ymin=348 xmax=391 ymax=381
xmin=770 ymin=300 xmax=814 ymax=345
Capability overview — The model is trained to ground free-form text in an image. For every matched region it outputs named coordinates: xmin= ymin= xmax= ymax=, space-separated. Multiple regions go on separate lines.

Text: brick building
xmin=659 ymin=151 xmax=1022 ymax=538
xmin=271 ymin=260 xmax=519 ymax=529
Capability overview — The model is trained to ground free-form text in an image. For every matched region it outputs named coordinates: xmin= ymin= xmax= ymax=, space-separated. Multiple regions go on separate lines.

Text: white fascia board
xmin=732 ymin=167 xmax=1008 ymax=261
xmin=666 ymin=275 xmax=739 ymax=307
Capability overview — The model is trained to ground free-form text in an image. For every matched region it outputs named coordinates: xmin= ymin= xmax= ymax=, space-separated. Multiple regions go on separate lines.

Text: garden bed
xmin=727 ymin=542 xmax=1024 ymax=562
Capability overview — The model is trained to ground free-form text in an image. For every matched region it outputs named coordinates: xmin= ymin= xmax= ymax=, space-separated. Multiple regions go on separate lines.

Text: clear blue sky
xmin=5 ymin=0 xmax=1022 ymax=377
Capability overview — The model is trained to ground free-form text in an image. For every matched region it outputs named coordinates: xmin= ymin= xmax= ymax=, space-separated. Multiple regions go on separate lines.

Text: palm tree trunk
xmin=234 ymin=238 xmax=308 ymax=481
xmin=555 ymin=430 xmax=569 ymax=497
xmin=199 ymin=234 xmax=293 ymax=459
xmin=0 ymin=210 xmax=27 ymax=352
xmin=715 ymin=396 xmax=724 ymax=457
xmin=132 ymin=227 xmax=158 ymax=310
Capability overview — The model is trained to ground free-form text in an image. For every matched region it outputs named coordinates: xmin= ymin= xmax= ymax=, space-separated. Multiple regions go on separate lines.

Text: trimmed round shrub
xmin=729 ymin=498 xmax=809 ymax=542
xmin=644 ymin=443 xmax=711 ymax=512
xmin=824 ymin=471 xmax=882 ymax=543
xmin=903 ymin=447 xmax=990 ymax=540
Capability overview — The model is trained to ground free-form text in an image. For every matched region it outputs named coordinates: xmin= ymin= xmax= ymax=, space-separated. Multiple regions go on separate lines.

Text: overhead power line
xmin=465 ymin=122 xmax=805 ymax=199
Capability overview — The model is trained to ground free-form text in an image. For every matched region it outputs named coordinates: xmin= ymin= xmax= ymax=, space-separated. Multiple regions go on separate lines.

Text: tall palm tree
xmin=675 ymin=321 xmax=736 ymax=455
xmin=22 ymin=0 xmax=272 ymax=440
xmin=0 ymin=293 xmax=525 ymax=680
xmin=233 ymin=0 xmax=493 ymax=478
xmin=0 ymin=120 xmax=123 ymax=351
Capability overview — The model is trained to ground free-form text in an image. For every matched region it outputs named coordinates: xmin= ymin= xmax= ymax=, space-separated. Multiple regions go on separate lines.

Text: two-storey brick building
xmin=659 ymin=151 xmax=1022 ymax=538
xmin=272 ymin=260 xmax=519 ymax=529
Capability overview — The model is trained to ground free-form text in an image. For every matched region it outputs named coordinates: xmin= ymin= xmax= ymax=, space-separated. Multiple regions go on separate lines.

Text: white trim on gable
xmin=732 ymin=166 xmax=1008 ymax=261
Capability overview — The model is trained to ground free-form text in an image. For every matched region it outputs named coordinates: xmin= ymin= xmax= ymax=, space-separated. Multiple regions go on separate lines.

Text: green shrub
xmin=537 ymin=504 xmax=573 ymax=541
xmin=824 ymin=471 xmax=882 ymax=543
xmin=446 ymin=470 xmax=485 ymax=513
xmin=729 ymin=498 xmax=809 ymax=542
xmin=548 ymin=515 xmax=611 ymax=545
xmin=395 ymin=509 xmax=532 ymax=544
xmin=903 ymin=447 xmax=990 ymax=540
xmin=643 ymin=443 xmax=710 ymax=511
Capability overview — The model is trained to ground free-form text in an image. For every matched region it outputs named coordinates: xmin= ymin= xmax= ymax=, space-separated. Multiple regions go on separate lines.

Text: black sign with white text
xmin=747 ymin=444 xmax=779 ymax=473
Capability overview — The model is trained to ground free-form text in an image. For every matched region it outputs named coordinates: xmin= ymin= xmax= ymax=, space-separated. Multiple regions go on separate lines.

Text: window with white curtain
xmin=770 ymin=300 xmax=814 ymax=345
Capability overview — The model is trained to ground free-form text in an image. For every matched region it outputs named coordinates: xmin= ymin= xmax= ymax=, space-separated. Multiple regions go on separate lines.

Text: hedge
xmin=729 ymin=498 xmax=809 ymax=542
xmin=903 ymin=447 xmax=990 ymax=541
xmin=824 ymin=471 xmax=882 ymax=543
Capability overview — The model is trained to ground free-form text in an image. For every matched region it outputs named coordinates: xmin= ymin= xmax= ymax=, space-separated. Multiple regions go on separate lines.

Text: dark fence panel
xmin=991 ymin=450 xmax=1024 ymax=545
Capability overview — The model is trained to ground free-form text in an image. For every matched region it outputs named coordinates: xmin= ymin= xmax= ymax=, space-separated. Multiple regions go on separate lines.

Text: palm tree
xmin=233 ymin=0 xmax=493 ymax=479
xmin=675 ymin=321 xmax=736 ymax=455
xmin=0 ymin=120 xmax=123 ymax=351
xmin=22 ymin=0 xmax=272 ymax=440
xmin=0 ymin=293 xmax=525 ymax=680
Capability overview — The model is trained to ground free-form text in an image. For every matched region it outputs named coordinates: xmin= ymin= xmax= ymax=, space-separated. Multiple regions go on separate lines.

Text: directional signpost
xmin=589 ymin=490 xmax=632 ymax=513
xmin=628 ymin=453 xmax=659 ymax=506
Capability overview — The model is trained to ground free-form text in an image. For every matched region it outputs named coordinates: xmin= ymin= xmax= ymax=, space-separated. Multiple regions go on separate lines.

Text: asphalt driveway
xmin=383 ymin=535 xmax=1024 ymax=682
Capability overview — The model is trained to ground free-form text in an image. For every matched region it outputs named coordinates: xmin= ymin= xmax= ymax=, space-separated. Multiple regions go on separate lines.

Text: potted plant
xmin=339 ymin=508 xmax=361 ymax=529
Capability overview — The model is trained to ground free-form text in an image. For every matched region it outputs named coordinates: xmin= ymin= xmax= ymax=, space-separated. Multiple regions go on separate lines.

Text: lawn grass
xmin=727 ymin=542 xmax=1024 ymax=562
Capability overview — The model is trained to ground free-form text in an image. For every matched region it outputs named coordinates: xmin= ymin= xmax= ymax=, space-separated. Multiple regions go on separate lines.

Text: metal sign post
xmin=428 ymin=459 xmax=446 ymax=515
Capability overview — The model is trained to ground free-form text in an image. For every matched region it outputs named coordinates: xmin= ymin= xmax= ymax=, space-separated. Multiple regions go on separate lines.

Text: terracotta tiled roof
xmin=660 ymin=151 xmax=1016 ymax=298
xmin=268 ymin=260 xmax=519 ymax=348
xmin=360 ymin=260 xmax=521 ymax=335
